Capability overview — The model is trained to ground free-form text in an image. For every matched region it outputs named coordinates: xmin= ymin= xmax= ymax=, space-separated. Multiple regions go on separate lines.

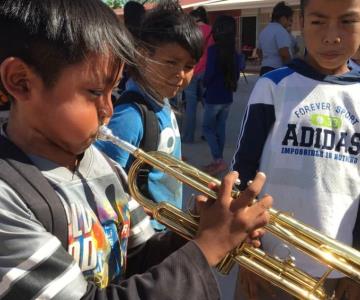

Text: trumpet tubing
xmin=97 ymin=125 xmax=360 ymax=300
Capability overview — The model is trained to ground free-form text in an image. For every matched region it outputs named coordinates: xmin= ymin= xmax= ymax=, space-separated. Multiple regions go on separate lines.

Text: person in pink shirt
xmin=182 ymin=6 xmax=214 ymax=143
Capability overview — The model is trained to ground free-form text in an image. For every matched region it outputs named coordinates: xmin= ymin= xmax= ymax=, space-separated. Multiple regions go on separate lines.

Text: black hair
xmin=129 ymin=0 xmax=203 ymax=101
xmin=137 ymin=0 xmax=203 ymax=62
xmin=124 ymin=1 xmax=146 ymax=37
xmin=212 ymin=15 xmax=238 ymax=92
xmin=271 ymin=1 xmax=293 ymax=22
xmin=0 ymin=0 xmax=134 ymax=90
xmin=300 ymin=0 xmax=309 ymax=15
xmin=190 ymin=6 xmax=209 ymax=24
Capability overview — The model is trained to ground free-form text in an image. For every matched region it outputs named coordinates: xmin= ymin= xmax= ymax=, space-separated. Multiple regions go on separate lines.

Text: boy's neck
xmin=304 ymin=55 xmax=349 ymax=76
xmin=6 ymin=118 xmax=79 ymax=171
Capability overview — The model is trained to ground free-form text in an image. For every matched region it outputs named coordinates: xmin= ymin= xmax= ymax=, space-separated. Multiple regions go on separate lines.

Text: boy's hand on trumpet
xmin=194 ymin=171 xmax=272 ymax=266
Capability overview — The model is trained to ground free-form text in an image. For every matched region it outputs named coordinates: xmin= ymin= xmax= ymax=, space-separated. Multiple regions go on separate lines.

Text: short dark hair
xmin=271 ymin=1 xmax=293 ymax=22
xmin=137 ymin=0 xmax=203 ymax=62
xmin=0 ymin=0 xmax=134 ymax=89
xmin=190 ymin=6 xmax=209 ymax=24
xmin=124 ymin=1 xmax=146 ymax=37
xmin=300 ymin=0 xmax=309 ymax=15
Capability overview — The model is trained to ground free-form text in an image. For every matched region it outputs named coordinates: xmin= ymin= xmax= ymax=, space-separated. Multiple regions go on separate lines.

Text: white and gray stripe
xmin=0 ymin=237 xmax=61 ymax=297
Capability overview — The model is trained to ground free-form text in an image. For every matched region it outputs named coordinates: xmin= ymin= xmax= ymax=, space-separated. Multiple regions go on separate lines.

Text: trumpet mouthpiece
xmin=97 ymin=125 xmax=114 ymax=142
xmin=96 ymin=125 xmax=138 ymax=155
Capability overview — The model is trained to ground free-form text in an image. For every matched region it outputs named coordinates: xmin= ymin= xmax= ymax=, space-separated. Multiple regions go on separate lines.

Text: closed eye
xmin=165 ymin=60 xmax=177 ymax=66
xmin=311 ymin=20 xmax=325 ymax=25
xmin=342 ymin=18 xmax=359 ymax=24
xmin=88 ymin=89 xmax=103 ymax=97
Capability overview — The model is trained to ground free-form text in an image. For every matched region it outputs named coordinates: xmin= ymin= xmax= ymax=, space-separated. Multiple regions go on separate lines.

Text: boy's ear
xmin=0 ymin=57 xmax=35 ymax=102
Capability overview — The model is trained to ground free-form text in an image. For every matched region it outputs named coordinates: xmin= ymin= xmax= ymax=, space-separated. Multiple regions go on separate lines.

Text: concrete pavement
xmin=181 ymin=72 xmax=259 ymax=300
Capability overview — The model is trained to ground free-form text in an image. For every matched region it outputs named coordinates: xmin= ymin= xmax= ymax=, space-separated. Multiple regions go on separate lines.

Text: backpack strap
xmin=0 ymin=135 xmax=68 ymax=249
xmin=114 ymin=90 xmax=160 ymax=152
xmin=113 ymin=90 xmax=160 ymax=200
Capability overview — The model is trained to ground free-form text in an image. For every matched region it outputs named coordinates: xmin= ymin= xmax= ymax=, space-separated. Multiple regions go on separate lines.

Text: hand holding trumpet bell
xmin=194 ymin=171 xmax=272 ymax=266
xmin=97 ymin=125 xmax=360 ymax=300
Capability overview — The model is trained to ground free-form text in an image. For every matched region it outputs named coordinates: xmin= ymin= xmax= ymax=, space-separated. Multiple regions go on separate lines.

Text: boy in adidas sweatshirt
xmin=232 ymin=0 xmax=360 ymax=299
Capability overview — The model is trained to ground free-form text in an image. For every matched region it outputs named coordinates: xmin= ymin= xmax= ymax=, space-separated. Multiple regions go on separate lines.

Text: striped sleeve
xmin=0 ymin=180 xmax=87 ymax=300
xmin=0 ymin=178 xmax=219 ymax=300
xmin=231 ymin=78 xmax=276 ymax=189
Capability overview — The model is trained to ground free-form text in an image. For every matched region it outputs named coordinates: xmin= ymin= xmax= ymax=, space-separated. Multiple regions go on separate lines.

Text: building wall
xmin=207 ymin=5 xmax=303 ymax=57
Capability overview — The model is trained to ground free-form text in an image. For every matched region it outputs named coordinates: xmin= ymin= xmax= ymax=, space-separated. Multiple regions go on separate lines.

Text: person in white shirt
xmin=258 ymin=1 xmax=293 ymax=76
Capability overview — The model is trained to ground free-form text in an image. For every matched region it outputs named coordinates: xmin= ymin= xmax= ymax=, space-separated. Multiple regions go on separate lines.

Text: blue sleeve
xmin=275 ymin=27 xmax=291 ymax=50
xmin=231 ymin=102 xmax=275 ymax=190
xmin=203 ymin=46 xmax=216 ymax=87
xmin=95 ymin=104 xmax=144 ymax=170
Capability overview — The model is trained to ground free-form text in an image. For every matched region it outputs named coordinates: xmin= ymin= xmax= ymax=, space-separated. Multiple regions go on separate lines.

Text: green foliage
xmin=103 ymin=0 xmax=125 ymax=9
xmin=103 ymin=0 xmax=155 ymax=9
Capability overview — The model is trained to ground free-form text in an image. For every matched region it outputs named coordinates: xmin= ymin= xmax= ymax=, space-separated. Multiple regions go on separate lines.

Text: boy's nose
xmin=323 ymin=36 xmax=341 ymax=44
xmin=99 ymin=96 xmax=113 ymax=125
xmin=323 ymin=24 xmax=341 ymax=44
xmin=175 ymin=69 xmax=185 ymax=79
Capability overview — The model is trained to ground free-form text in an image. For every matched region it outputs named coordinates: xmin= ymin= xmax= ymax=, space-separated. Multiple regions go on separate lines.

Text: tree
xmin=103 ymin=0 xmax=124 ymax=8
xmin=103 ymin=0 xmax=153 ymax=9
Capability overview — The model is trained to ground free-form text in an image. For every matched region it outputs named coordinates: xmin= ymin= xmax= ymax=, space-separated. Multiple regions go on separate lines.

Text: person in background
xmin=182 ymin=6 xmax=214 ymax=143
xmin=115 ymin=0 xmax=146 ymax=95
xmin=232 ymin=0 xmax=360 ymax=298
xmin=123 ymin=1 xmax=145 ymax=38
xmin=286 ymin=24 xmax=299 ymax=58
xmin=96 ymin=0 xmax=202 ymax=231
xmin=257 ymin=1 xmax=293 ymax=76
xmin=0 ymin=89 xmax=9 ymax=126
xmin=202 ymin=15 xmax=244 ymax=176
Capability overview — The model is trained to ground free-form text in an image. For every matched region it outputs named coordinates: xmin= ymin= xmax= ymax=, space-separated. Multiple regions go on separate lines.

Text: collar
xmin=287 ymin=58 xmax=360 ymax=85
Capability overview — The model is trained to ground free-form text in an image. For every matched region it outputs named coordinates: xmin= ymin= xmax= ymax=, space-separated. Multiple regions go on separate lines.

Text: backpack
xmin=0 ymin=135 xmax=69 ymax=249
xmin=112 ymin=90 xmax=159 ymax=152
xmin=0 ymin=134 xmax=148 ymax=251
xmin=112 ymin=90 xmax=161 ymax=198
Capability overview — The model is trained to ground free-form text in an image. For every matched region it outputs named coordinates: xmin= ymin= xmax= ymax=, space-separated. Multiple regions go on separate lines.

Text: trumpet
xmin=97 ymin=125 xmax=360 ymax=300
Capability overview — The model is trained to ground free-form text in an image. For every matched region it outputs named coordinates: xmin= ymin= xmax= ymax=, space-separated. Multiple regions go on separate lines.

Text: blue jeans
xmin=202 ymin=103 xmax=231 ymax=160
xmin=182 ymin=73 xmax=203 ymax=143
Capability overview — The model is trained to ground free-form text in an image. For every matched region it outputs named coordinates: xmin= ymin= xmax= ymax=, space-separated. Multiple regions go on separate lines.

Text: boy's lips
xmin=319 ymin=51 xmax=342 ymax=59
xmin=165 ymin=81 xmax=181 ymax=88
